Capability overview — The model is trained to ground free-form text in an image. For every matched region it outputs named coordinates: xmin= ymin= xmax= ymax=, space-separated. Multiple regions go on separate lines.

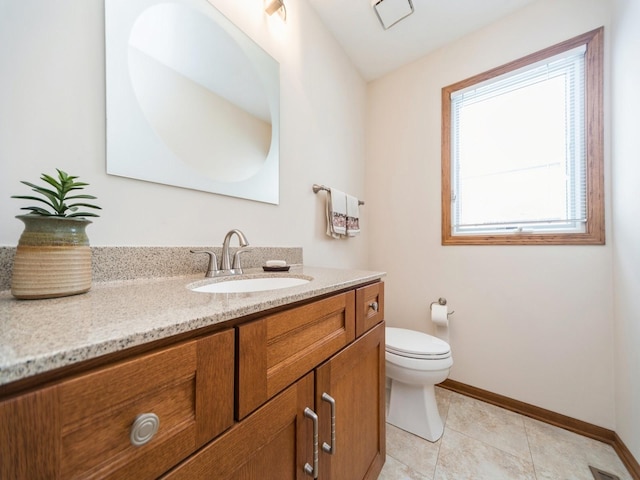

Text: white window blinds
xmin=450 ymin=45 xmax=587 ymax=235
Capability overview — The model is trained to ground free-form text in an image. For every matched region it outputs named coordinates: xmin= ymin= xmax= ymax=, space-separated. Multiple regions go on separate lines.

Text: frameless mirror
xmin=105 ymin=0 xmax=279 ymax=204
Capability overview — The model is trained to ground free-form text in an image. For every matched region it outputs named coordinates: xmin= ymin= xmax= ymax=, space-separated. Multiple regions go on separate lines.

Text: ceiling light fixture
xmin=372 ymin=0 xmax=414 ymax=30
xmin=265 ymin=0 xmax=287 ymax=21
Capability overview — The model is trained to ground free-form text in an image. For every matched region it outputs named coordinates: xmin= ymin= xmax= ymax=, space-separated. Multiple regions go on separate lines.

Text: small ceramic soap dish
xmin=262 ymin=265 xmax=290 ymax=272
xmin=262 ymin=260 xmax=290 ymax=272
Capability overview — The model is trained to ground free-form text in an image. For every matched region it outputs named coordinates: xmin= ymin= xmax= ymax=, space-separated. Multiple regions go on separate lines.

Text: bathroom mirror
xmin=105 ymin=0 xmax=280 ymax=204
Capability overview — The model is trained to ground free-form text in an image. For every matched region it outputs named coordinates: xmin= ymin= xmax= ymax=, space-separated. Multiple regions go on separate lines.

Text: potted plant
xmin=10 ymin=169 xmax=101 ymax=299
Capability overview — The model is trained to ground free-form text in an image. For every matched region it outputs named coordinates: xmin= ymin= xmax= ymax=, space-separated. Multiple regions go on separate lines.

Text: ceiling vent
xmin=372 ymin=0 xmax=414 ymax=30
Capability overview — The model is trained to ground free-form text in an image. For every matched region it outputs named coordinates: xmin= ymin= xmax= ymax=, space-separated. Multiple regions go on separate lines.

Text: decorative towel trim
xmin=346 ymin=216 xmax=359 ymax=234
xmin=325 ymin=189 xmax=360 ymax=239
xmin=346 ymin=194 xmax=360 ymax=237
xmin=326 ymin=188 xmax=347 ymax=238
xmin=333 ymin=212 xmax=347 ymax=233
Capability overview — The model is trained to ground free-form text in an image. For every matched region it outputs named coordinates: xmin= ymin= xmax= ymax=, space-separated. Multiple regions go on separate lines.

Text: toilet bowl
xmin=385 ymin=327 xmax=453 ymax=442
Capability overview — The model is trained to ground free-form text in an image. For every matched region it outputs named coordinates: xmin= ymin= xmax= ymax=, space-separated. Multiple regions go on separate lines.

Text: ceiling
xmin=307 ymin=0 xmax=536 ymax=81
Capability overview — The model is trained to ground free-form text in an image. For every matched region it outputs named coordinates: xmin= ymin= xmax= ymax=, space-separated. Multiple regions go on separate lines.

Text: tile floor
xmin=379 ymin=387 xmax=633 ymax=480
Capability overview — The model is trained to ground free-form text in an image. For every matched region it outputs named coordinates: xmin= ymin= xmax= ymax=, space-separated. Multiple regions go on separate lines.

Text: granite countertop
xmin=0 ymin=265 xmax=384 ymax=387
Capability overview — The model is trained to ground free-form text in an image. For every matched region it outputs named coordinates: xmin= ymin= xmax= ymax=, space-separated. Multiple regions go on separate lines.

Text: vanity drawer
xmin=58 ymin=329 xmax=234 ymax=479
xmin=236 ymin=291 xmax=355 ymax=419
xmin=355 ymin=282 xmax=384 ymax=337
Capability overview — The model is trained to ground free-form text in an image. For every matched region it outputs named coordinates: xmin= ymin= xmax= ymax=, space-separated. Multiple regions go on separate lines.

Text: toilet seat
xmin=386 ymin=327 xmax=451 ymax=360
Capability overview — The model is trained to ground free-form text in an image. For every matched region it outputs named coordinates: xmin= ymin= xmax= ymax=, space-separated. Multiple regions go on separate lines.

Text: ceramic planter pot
xmin=11 ymin=215 xmax=92 ymax=300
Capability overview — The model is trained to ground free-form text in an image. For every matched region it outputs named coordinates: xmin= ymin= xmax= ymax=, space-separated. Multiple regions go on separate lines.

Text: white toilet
xmin=385 ymin=327 xmax=453 ymax=442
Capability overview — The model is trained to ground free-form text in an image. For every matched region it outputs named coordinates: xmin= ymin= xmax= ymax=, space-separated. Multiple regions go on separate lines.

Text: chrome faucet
xmin=221 ymin=229 xmax=251 ymax=274
xmin=191 ymin=229 xmax=252 ymax=278
xmin=190 ymin=249 xmax=220 ymax=278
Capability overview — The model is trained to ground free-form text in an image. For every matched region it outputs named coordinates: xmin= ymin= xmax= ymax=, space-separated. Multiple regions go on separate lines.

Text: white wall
xmin=3 ymin=0 xmax=634 ymax=446
xmin=0 ymin=0 xmax=369 ymax=269
xmin=611 ymin=0 xmax=640 ymax=461
xmin=366 ymin=0 xmax=614 ymax=428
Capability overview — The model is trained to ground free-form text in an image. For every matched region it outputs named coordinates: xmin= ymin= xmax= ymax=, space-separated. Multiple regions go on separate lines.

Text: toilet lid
xmin=386 ymin=327 xmax=451 ymax=359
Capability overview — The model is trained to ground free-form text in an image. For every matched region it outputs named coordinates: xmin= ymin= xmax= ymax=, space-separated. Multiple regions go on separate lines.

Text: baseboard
xmin=440 ymin=379 xmax=640 ymax=480
xmin=614 ymin=432 xmax=640 ymax=480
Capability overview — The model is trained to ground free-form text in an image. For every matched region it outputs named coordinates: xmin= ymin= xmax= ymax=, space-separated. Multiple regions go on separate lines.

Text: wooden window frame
xmin=441 ymin=27 xmax=604 ymax=246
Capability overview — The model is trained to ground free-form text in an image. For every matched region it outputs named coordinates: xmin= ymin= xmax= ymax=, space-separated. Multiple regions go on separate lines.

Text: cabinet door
xmin=0 ymin=328 xmax=234 ymax=480
xmin=315 ymin=322 xmax=385 ymax=480
xmin=0 ymin=386 xmax=59 ymax=480
xmin=237 ymin=291 xmax=355 ymax=419
xmin=355 ymin=282 xmax=384 ymax=337
xmin=163 ymin=373 xmax=315 ymax=480
xmin=57 ymin=330 xmax=234 ymax=479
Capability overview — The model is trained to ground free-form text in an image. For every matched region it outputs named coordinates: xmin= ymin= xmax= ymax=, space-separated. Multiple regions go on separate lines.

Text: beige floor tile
xmin=378 ymin=455 xmax=431 ymax=480
xmin=444 ymin=391 xmax=532 ymax=461
xmin=382 ymin=386 xmax=632 ymax=480
xmin=435 ymin=386 xmax=452 ymax=423
xmin=434 ymin=428 xmax=537 ymax=480
xmin=524 ymin=417 xmax=633 ymax=480
xmin=386 ymin=424 xmax=439 ymax=478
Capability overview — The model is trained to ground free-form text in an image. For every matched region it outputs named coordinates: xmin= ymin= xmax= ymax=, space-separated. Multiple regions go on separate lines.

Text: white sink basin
xmin=190 ymin=276 xmax=312 ymax=294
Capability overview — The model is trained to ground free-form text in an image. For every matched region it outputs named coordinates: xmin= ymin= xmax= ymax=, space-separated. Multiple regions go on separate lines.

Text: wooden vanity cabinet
xmin=165 ymin=322 xmax=385 ymax=480
xmin=0 ymin=328 xmax=234 ymax=480
xmin=236 ymin=291 xmax=356 ymax=419
xmin=316 ymin=322 xmax=385 ymax=480
xmin=224 ymin=283 xmax=385 ymax=480
xmin=0 ymin=385 xmax=59 ymax=479
xmin=162 ymin=373 xmax=315 ymax=479
xmin=1 ymin=281 xmax=385 ymax=480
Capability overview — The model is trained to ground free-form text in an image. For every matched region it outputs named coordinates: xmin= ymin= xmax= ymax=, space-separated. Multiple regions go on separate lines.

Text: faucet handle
xmin=190 ymin=250 xmax=219 ymax=278
xmin=231 ymin=246 xmax=253 ymax=273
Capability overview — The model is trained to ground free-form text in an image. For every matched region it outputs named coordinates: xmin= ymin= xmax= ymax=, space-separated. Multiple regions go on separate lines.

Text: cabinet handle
xmin=321 ymin=393 xmax=336 ymax=455
xmin=130 ymin=413 xmax=160 ymax=447
xmin=369 ymin=301 xmax=379 ymax=312
xmin=303 ymin=407 xmax=319 ymax=478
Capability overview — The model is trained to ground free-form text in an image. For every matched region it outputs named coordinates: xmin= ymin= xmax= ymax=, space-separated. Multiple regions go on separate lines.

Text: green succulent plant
xmin=12 ymin=168 xmax=101 ymax=217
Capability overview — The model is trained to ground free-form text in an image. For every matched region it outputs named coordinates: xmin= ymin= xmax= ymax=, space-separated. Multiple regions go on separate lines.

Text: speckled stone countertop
xmin=0 ymin=265 xmax=384 ymax=387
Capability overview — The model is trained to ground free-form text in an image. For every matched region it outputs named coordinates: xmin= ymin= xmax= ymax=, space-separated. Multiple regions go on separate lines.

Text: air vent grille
xmin=372 ymin=0 xmax=414 ymax=30
xmin=589 ymin=466 xmax=620 ymax=480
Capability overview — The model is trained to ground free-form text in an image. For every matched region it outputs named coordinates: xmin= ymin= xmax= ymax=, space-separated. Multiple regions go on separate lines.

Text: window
xmin=441 ymin=28 xmax=604 ymax=245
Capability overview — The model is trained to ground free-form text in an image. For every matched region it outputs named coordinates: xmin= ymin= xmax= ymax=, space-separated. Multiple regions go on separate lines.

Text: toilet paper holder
xmin=430 ymin=297 xmax=454 ymax=316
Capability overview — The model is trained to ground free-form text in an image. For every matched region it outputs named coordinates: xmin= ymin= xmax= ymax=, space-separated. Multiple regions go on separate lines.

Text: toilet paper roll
xmin=431 ymin=304 xmax=449 ymax=327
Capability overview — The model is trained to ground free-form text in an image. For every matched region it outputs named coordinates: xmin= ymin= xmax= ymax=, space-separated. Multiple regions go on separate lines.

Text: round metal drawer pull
xmin=369 ymin=301 xmax=379 ymax=312
xmin=130 ymin=413 xmax=160 ymax=447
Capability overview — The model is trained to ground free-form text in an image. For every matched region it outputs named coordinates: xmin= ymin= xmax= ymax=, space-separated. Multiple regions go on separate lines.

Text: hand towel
xmin=346 ymin=194 xmax=360 ymax=237
xmin=326 ymin=188 xmax=347 ymax=238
